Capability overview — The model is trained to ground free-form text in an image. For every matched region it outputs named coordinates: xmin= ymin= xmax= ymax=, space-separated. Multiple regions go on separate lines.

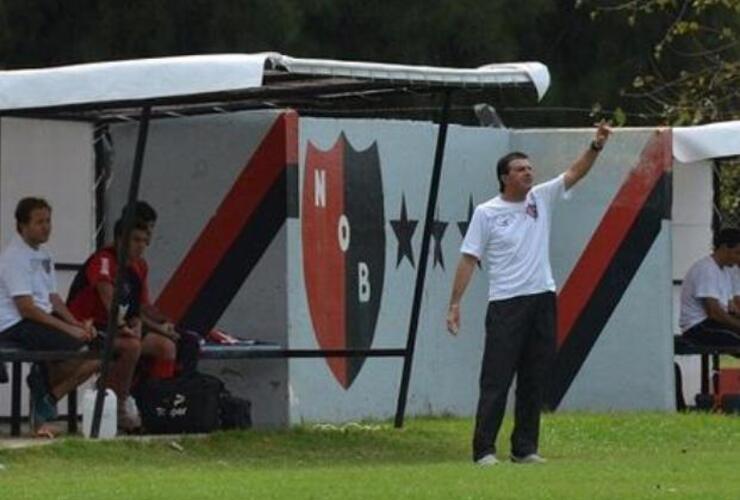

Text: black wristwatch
xmin=590 ymin=140 xmax=604 ymax=152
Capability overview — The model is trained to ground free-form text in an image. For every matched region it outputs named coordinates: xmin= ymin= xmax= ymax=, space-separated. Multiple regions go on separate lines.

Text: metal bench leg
xmin=712 ymin=354 xmax=720 ymax=396
xmin=700 ymin=354 xmax=709 ymax=395
xmin=68 ymin=388 xmax=78 ymax=434
xmin=11 ymin=362 xmax=21 ymax=437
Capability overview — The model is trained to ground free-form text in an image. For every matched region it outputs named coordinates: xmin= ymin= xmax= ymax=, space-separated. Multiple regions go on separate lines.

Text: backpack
xmin=133 ymin=372 xmax=252 ymax=434
xmin=133 ymin=372 xmax=223 ymax=434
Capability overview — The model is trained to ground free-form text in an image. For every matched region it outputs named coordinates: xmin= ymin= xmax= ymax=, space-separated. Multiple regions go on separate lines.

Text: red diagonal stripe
xmin=556 ymin=130 xmax=672 ymax=347
xmin=156 ymin=112 xmax=296 ymax=322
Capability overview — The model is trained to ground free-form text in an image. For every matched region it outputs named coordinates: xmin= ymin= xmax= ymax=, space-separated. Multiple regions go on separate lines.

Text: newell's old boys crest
xmin=302 ymin=133 xmax=385 ymax=389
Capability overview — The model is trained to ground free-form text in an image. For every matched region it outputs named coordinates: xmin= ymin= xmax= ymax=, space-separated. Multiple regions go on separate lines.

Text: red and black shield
xmin=302 ymin=133 xmax=385 ymax=389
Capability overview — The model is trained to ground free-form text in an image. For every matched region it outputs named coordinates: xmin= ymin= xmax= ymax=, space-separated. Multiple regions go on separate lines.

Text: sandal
xmin=33 ymin=423 xmax=58 ymax=439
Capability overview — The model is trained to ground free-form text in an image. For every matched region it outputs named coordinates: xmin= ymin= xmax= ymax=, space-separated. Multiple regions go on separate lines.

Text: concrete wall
xmin=671 ymin=160 xmax=713 ymax=403
xmin=108 ymin=110 xmax=290 ymax=427
xmin=2 ymin=112 xmax=702 ymax=428
xmin=288 ymin=121 xmax=676 ymax=423
xmin=288 ymin=119 xmax=508 ymax=422
xmin=513 ymin=128 xmax=674 ymax=411
xmin=672 ymin=160 xmax=714 ymax=281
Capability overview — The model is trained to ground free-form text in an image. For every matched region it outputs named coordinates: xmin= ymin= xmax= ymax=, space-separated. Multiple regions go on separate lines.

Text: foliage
xmin=0 ymin=0 xmax=651 ymax=127
xmin=0 ymin=1 xmax=735 ymax=129
xmin=583 ymin=1 xmax=740 ymax=229
xmin=717 ymin=160 xmax=740 ymax=228
xmin=584 ymin=0 xmax=740 ymax=125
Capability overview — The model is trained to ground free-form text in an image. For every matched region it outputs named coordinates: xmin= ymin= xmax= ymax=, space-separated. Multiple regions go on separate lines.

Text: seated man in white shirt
xmin=679 ymin=227 xmax=740 ymax=346
xmin=0 ymin=197 xmax=99 ymax=437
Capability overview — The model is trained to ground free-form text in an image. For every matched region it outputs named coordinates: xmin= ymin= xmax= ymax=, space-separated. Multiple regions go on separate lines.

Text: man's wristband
xmin=590 ymin=140 xmax=604 ymax=152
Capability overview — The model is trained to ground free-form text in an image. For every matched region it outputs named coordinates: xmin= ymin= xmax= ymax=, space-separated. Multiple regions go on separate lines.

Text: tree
xmin=584 ymin=0 xmax=740 ymax=125
xmin=585 ymin=1 xmax=740 ymax=230
xmin=0 ymin=0 xmax=674 ymax=127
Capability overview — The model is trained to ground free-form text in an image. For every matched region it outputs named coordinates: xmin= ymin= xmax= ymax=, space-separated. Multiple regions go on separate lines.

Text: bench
xmin=1 ymin=340 xmax=284 ymax=437
xmin=674 ymin=335 xmax=740 ymax=405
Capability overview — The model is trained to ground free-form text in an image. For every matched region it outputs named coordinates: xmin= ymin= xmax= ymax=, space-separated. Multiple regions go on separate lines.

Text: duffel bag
xmin=133 ymin=372 xmax=223 ymax=434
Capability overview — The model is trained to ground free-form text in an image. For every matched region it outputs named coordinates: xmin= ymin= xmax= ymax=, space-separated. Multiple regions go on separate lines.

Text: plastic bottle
xmin=81 ymin=388 xmax=117 ymax=439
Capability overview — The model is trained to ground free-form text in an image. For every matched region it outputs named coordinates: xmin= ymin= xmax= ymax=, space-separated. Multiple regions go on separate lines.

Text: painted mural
xmin=106 ymin=112 xmax=676 ymax=425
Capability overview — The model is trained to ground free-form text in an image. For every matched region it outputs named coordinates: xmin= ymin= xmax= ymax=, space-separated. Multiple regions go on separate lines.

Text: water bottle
xmin=82 ymin=388 xmax=117 ymax=439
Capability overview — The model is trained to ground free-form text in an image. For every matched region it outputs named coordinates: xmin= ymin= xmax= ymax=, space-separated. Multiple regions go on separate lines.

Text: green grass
xmin=1 ymin=413 xmax=739 ymax=499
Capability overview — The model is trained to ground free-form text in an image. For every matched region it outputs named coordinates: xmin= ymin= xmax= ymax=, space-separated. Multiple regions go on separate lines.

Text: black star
xmin=432 ymin=214 xmax=448 ymax=270
xmin=457 ymin=195 xmax=475 ymax=238
xmin=390 ymin=195 xmax=418 ymax=268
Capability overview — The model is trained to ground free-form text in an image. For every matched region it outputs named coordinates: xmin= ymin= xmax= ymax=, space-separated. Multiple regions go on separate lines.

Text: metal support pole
xmin=91 ymin=106 xmax=151 ymax=438
xmin=93 ymin=123 xmax=111 ymax=249
xmin=68 ymin=388 xmax=79 ymax=434
xmin=11 ymin=362 xmax=21 ymax=436
xmin=394 ymin=90 xmax=453 ymax=428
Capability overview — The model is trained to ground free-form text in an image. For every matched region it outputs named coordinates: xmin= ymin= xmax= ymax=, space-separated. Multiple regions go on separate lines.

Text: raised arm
xmin=446 ymin=253 xmax=479 ymax=335
xmin=563 ymin=121 xmax=612 ymax=190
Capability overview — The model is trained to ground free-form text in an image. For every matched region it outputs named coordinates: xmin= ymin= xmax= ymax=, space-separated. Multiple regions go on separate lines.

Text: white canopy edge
xmin=275 ymin=55 xmax=550 ymax=100
xmin=0 ymin=53 xmax=550 ymax=112
xmin=0 ymin=53 xmax=276 ymax=112
xmin=673 ymin=120 xmax=740 ymax=163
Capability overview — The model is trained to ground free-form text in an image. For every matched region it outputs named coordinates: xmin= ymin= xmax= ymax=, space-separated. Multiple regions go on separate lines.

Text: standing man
xmin=447 ymin=122 xmax=611 ymax=466
xmin=0 ymin=197 xmax=99 ymax=437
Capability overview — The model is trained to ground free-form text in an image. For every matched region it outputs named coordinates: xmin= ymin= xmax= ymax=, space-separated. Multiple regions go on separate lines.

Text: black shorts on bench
xmin=0 ymin=319 xmax=85 ymax=351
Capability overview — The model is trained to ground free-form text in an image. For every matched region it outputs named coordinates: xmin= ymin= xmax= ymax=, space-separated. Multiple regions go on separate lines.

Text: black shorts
xmin=0 ymin=319 xmax=85 ymax=351
xmin=683 ymin=319 xmax=740 ymax=347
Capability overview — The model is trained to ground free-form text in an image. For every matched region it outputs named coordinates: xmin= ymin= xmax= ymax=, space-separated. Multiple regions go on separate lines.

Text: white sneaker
xmin=475 ymin=454 xmax=499 ymax=466
xmin=118 ymin=397 xmax=142 ymax=433
xmin=125 ymin=396 xmax=139 ymax=417
xmin=511 ymin=453 xmax=547 ymax=464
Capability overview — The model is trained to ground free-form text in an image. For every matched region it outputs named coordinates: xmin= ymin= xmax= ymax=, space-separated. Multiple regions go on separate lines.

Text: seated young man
xmin=0 ymin=198 xmax=99 ymax=437
xmin=679 ymin=227 xmax=740 ymax=346
xmin=120 ymin=201 xmax=181 ymax=379
xmin=67 ymin=217 xmax=176 ymax=431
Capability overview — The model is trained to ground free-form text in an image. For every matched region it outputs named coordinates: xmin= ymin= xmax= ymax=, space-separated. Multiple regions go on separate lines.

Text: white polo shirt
xmin=0 ymin=235 xmax=57 ymax=332
xmin=461 ymin=174 xmax=570 ymax=301
xmin=679 ymin=255 xmax=733 ymax=332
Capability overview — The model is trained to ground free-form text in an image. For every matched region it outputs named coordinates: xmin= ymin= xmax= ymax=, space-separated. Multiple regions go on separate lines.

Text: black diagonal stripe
xmin=286 ymin=161 xmax=299 ymax=219
xmin=178 ymin=169 xmax=288 ymax=333
xmin=545 ymin=172 xmax=672 ymax=410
